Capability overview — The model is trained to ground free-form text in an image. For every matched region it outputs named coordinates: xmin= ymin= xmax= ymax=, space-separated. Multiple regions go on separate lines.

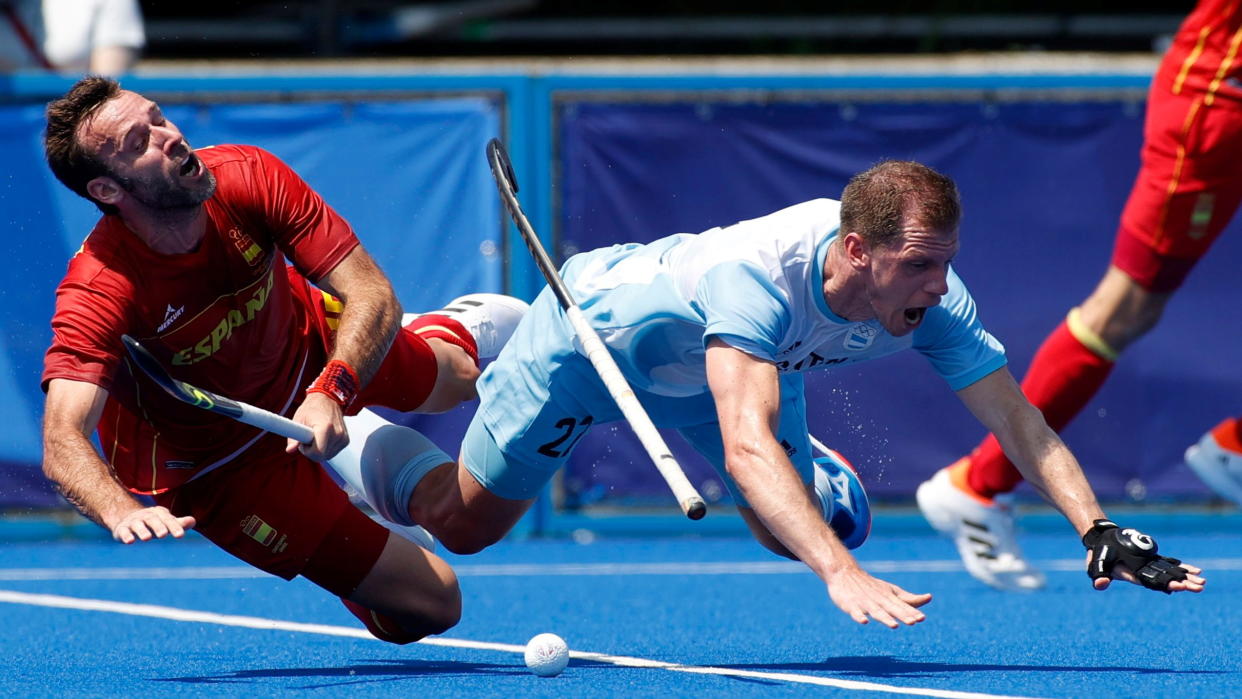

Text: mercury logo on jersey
xmin=157 ymin=304 xmax=185 ymax=332
xmin=171 ymin=267 xmax=276 ymax=365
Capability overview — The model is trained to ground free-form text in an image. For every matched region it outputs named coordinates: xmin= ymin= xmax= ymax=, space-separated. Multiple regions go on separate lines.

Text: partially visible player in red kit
xmin=39 ymin=76 xmax=528 ymax=642
xmin=917 ymin=0 xmax=1242 ymax=591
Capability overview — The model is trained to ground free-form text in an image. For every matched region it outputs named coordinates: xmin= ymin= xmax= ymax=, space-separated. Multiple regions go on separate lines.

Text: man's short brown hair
xmin=839 ymin=160 xmax=961 ymax=248
xmin=45 ymin=76 xmax=122 ymax=213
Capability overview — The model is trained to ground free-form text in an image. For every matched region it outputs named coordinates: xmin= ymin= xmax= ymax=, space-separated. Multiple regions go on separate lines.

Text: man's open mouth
xmin=904 ymin=307 xmax=926 ymax=326
xmin=179 ymin=153 xmax=199 ymax=177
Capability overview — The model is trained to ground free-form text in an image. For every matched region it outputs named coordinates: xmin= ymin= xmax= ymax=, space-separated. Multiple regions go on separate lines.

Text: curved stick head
xmin=486 ymin=138 xmax=518 ymax=194
xmin=121 ymin=334 xmax=177 ymax=392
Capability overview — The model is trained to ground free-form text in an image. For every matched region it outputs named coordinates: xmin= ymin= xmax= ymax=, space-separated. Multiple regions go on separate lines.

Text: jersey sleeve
xmin=696 ymin=261 xmax=792 ymax=361
xmin=248 ymin=147 xmax=359 ymax=282
xmin=912 ymin=268 xmax=1008 ymax=391
xmin=41 ymin=262 xmax=134 ymax=393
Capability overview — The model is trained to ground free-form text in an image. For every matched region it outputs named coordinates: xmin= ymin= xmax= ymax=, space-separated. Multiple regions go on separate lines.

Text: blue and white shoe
xmin=813 ymin=449 xmax=872 ymax=550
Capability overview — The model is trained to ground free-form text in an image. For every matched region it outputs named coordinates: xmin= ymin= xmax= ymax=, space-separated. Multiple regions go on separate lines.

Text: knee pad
xmin=328 ymin=409 xmax=452 ymax=527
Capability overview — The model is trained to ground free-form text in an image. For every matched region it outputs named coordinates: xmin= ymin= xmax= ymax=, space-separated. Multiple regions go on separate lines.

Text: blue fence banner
xmin=4 ymin=70 xmax=1237 ymax=513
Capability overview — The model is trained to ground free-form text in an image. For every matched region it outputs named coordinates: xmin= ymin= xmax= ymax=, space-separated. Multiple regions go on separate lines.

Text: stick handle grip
xmin=235 ymin=402 xmax=315 ymax=444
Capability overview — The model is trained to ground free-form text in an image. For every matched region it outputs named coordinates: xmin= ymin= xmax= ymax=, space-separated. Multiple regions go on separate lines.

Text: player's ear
xmin=86 ymin=176 xmax=123 ymax=207
xmin=842 ymin=232 xmax=870 ymax=269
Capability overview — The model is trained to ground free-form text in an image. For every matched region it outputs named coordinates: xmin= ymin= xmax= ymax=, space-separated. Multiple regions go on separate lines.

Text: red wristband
xmin=306 ymin=359 xmax=360 ymax=408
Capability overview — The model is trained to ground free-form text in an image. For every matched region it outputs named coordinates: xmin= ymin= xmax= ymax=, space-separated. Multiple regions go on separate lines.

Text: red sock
xmin=1210 ymin=417 xmax=1242 ymax=453
xmin=405 ymin=314 xmax=479 ymax=366
xmin=967 ymin=319 xmax=1115 ymax=498
xmin=340 ymin=598 xmax=422 ymax=645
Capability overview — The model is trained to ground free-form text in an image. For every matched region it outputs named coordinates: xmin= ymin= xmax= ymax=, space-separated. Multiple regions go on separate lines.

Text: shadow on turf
xmin=717 ymin=656 xmax=1227 ymax=679
xmin=155 ymin=659 xmax=527 ymax=688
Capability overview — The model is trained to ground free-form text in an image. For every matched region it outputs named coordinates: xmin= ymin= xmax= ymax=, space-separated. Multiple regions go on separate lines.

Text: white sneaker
xmin=1184 ymin=418 xmax=1242 ymax=506
xmin=404 ymin=293 xmax=529 ymax=359
xmin=916 ymin=460 xmax=1046 ymax=591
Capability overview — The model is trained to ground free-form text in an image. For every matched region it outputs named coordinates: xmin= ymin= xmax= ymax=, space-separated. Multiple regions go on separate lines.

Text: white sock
xmin=403 ymin=293 xmax=529 ymax=359
xmin=326 ymin=409 xmax=453 ymax=527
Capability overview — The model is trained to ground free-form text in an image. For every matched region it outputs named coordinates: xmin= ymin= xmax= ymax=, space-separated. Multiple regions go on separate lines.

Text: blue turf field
xmin=0 ymin=514 xmax=1237 ymax=698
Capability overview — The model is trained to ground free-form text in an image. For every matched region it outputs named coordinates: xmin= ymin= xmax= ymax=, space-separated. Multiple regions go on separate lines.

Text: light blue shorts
xmin=461 ymin=287 xmax=814 ymax=504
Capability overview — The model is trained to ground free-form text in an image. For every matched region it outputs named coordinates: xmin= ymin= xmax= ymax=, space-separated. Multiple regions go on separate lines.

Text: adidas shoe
xmin=813 ymin=449 xmax=872 ymax=550
xmin=1184 ymin=417 xmax=1242 ymax=506
xmin=916 ymin=459 xmax=1046 ymax=591
xmin=404 ymin=293 xmax=529 ymax=359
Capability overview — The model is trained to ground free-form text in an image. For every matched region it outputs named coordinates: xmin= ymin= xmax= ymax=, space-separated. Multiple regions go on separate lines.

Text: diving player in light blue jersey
xmin=331 ymin=160 xmax=1204 ymax=631
xmin=464 ymin=197 xmax=1005 ymax=503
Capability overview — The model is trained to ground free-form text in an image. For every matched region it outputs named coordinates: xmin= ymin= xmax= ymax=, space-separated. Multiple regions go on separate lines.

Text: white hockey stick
xmin=486 ymin=139 xmax=706 ymax=520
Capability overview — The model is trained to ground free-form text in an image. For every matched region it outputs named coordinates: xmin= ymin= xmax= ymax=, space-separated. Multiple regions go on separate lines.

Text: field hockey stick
xmin=485 ymin=138 xmax=707 ymax=520
xmin=120 ymin=334 xmax=313 ymax=444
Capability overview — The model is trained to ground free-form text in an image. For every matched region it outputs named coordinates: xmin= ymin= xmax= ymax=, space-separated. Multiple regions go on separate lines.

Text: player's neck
xmin=821 ymin=238 xmax=872 ymax=322
xmin=121 ymin=206 xmax=208 ymax=255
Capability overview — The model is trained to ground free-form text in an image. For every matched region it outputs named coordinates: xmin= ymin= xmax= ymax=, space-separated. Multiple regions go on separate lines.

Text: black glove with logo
xmin=1082 ymin=519 xmax=1187 ymax=593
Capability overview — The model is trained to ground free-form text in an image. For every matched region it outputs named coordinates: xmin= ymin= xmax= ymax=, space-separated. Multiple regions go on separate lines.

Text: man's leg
xmin=964 ymin=266 xmax=1170 ymax=498
xmin=304 ymin=509 xmax=461 ymax=643
xmin=161 ymin=448 xmax=460 ymax=644
xmin=361 ymin=293 xmax=529 ymax=415
xmin=325 ymin=400 xmax=535 ymax=555
xmin=919 ymin=70 xmax=1242 ymax=589
xmin=674 ymin=386 xmax=872 ymax=559
xmin=330 ymin=286 xmax=599 ymax=555
xmin=321 ymin=292 xmax=528 ymax=545
xmin=739 ymin=451 xmax=872 ymax=559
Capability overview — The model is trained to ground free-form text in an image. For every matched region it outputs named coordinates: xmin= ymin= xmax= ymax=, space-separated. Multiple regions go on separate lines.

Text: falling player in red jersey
xmin=39 ymin=76 xmax=527 ymax=643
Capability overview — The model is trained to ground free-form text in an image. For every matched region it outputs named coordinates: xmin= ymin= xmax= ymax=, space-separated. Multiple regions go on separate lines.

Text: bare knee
xmin=410 ymin=463 xmax=532 ymax=555
xmin=424 ymin=507 xmax=508 ymax=555
xmin=1079 ymin=267 xmax=1172 ymax=351
xmin=409 ymin=575 xmax=462 ymax=635
xmin=349 ymin=536 xmax=464 ymax=640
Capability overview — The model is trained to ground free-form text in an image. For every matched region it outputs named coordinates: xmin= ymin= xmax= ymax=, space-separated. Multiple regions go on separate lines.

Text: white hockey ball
xmin=524 ymin=632 xmax=569 ymax=677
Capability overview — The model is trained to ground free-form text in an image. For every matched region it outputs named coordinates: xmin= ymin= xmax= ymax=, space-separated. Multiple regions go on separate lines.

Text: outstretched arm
xmin=956 ymin=367 xmax=1204 ymax=593
xmin=42 ymin=378 xmax=195 ymax=543
xmin=706 ymin=339 xmax=931 ymax=627
xmin=287 ymin=245 xmax=403 ymax=461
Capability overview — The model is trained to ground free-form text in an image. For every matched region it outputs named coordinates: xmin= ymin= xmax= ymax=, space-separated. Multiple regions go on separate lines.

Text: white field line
xmin=0 ymin=589 xmax=1038 ymax=699
xmin=0 ymin=557 xmax=1238 ymax=581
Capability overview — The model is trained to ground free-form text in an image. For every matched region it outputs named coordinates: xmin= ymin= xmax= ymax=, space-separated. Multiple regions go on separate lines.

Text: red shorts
xmin=154 ymin=444 xmax=388 ymax=597
xmin=292 ymin=269 xmax=458 ymax=414
xmin=1112 ymin=79 xmax=1242 ymax=292
xmin=144 ymin=271 xmax=475 ymax=593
